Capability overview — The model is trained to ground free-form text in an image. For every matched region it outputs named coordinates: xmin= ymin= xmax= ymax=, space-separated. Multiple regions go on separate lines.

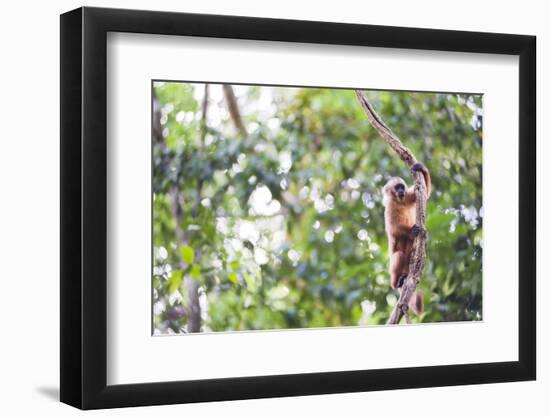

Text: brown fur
xmin=382 ymin=163 xmax=431 ymax=315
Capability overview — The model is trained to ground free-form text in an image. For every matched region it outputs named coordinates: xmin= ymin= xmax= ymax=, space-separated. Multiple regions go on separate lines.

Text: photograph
xmin=151 ymin=82 xmax=483 ymax=334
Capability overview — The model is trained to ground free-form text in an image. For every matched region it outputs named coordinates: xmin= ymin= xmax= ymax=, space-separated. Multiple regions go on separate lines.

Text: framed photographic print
xmin=60 ymin=6 xmax=536 ymax=409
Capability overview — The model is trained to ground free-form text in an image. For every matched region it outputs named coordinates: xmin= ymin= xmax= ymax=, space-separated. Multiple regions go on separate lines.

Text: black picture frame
xmin=60 ymin=6 xmax=536 ymax=410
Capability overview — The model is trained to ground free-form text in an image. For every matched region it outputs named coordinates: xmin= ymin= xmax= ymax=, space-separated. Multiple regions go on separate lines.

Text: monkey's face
xmin=383 ymin=177 xmax=407 ymax=203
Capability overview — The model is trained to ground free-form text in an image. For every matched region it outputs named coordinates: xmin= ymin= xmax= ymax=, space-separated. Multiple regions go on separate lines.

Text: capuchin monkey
xmin=382 ymin=162 xmax=431 ymax=315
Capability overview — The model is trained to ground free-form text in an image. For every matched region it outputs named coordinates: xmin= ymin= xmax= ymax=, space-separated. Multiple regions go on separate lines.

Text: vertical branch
xmin=356 ymin=90 xmax=428 ymax=325
xmin=185 ymin=84 xmax=211 ymax=333
xmin=193 ymin=84 xmax=209 ymax=217
xmin=184 ymin=278 xmax=201 ymax=333
xmin=223 ymin=84 xmax=248 ymax=137
xmin=201 ymin=84 xmax=209 ymax=143
xmin=152 ymin=91 xmax=163 ymax=143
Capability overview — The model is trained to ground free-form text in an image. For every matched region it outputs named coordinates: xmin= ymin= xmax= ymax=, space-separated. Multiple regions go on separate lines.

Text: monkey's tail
xmin=408 ymin=290 xmax=424 ymax=315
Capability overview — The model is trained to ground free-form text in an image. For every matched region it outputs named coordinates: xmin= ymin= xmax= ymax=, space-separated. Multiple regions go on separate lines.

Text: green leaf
xmin=168 ymin=270 xmax=183 ymax=294
xmin=181 ymin=245 xmax=194 ymax=264
xmin=228 ymin=271 xmax=238 ymax=284
xmin=191 ymin=264 xmax=201 ymax=279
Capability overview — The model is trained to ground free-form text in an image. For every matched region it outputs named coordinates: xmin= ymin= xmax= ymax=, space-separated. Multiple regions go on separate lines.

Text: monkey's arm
xmin=412 ymin=162 xmax=431 ymax=198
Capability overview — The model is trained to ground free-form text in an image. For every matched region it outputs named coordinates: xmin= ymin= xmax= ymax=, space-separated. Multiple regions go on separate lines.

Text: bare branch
xmin=223 ymin=84 xmax=248 ymax=137
xmin=355 ymin=90 xmax=429 ymax=325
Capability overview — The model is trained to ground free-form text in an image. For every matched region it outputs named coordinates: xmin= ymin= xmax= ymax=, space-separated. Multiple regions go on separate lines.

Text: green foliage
xmin=181 ymin=246 xmax=194 ymax=264
xmin=152 ymin=81 xmax=483 ymax=334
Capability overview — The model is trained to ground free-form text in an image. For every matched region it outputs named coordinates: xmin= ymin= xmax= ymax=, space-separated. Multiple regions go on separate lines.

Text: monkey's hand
xmin=412 ymin=162 xmax=425 ymax=172
xmin=411 ymin=161 xmax=432 ymax=198
xmin=411 ymin=224 xmax=422 ymax=238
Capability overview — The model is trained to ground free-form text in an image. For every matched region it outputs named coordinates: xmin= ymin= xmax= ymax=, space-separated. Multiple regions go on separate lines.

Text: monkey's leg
xmin=390 ymin=251 xmax=408 ymax=289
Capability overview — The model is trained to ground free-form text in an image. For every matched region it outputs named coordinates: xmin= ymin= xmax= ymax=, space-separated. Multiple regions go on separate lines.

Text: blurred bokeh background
xmin=152 ymin=82 xmax=482 ymax=334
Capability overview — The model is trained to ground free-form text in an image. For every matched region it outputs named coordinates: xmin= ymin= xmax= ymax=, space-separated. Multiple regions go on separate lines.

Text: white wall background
xmin=0 ymin=0 xmax=544 ymax=415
